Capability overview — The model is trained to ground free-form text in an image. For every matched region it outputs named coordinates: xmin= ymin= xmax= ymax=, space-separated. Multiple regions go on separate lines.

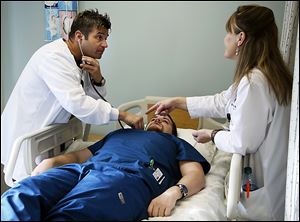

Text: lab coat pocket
xmin=238 ymin=186 xmax=271 ymax=221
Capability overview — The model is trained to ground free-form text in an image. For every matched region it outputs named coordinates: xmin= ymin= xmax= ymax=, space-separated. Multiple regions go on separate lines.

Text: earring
xmin=235 ymin=46 xmax=239 ymax=56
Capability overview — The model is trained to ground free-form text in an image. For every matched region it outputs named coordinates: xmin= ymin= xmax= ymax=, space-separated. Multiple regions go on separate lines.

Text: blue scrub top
xmin=87 ymin=129 xmax=210 ymax=196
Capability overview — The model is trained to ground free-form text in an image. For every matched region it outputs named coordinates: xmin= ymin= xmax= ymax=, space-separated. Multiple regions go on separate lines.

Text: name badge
xmin=152 ymin=167 xmax=163 ymax=181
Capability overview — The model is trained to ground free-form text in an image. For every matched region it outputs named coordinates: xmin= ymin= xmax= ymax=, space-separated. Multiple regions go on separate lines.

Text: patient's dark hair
xmin=167 ymin=114 xmax=178 ymax=137
xmin=69 ymin=9 xmax=111 ymax=39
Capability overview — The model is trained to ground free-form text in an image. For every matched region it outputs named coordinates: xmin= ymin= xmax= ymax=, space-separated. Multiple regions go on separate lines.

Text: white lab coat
xmin=186 ymin=68 xmax=290 ymax=221
xmin=1 ymin=39 xmax=119 ymax=181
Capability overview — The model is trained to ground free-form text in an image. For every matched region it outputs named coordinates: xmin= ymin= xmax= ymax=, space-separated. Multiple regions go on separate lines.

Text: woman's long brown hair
xmin=226 ymin=5 xmax=293 ymax=106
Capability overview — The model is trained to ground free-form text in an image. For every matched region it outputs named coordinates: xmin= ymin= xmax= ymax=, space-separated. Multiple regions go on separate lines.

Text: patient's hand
xmin=147 ymin=186 xmax=181 ymax=217
xmin=31 ymin=159 xmax=55 ymax=176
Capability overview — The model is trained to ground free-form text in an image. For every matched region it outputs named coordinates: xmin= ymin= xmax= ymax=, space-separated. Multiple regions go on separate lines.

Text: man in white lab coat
xmin=1 ymin=9 xmax=144 ymax=181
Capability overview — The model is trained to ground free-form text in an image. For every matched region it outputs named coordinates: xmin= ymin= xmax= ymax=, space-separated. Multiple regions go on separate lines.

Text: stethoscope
xmin=78 ymin=39 xmax=124 ymax=129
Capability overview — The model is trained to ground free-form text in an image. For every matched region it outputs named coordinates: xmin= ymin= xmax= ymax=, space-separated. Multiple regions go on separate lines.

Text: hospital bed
xmin=4 ymin=96 xmax=243 ymax=221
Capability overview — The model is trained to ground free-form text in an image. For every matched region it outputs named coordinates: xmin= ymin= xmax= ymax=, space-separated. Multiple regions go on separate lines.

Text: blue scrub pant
xmin=1 ymin=163 xmax=152 ymax=221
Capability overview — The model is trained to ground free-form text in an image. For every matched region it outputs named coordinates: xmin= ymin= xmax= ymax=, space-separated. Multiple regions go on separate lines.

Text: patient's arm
xmin=147 ymin=161 xmax=205 ymax=217
xmin=31 ymin=148 xmax=92 ymax=176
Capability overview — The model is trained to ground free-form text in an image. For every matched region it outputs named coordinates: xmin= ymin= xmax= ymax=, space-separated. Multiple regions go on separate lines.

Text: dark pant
xmin=1 ymin=163 xmax=152 ymax=221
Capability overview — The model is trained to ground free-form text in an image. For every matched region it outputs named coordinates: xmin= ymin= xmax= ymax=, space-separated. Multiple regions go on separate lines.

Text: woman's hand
xmin=146 ymin=97 xmax=187 ymax=115
xmin=192 ymin=129 xmax=213 ymax=143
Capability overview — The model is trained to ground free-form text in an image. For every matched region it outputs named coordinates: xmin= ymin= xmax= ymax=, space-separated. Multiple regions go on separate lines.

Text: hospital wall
xmin=1 ymin=1 xmax=285 ymax=135
xmin=1 ymin=1 xmax=285 ymax=193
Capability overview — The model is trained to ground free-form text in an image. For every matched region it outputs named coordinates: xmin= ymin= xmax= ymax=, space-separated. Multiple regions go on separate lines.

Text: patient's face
xmin=145 ymin=114 xmax=174 ymax=135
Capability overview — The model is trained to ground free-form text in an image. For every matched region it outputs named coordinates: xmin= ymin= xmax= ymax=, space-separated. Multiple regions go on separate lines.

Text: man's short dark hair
xmin=69 ymin=9 xmax=111 ymax=39
xmin=167 ymin=114 xmax=178 ymax=137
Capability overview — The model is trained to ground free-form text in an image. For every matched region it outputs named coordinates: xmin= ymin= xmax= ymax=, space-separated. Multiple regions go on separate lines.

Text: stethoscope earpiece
xmin=78 ymin=39 xmax=85 ymax=59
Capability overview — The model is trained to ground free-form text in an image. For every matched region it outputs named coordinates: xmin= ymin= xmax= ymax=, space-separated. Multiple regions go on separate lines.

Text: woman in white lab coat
xmin=1 ymin=9 xmax=143 ymax=182
xmin=147 ymin=5 xmax=293 ymax=221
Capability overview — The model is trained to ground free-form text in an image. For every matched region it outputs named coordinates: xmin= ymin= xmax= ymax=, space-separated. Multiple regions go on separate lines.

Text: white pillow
xmin=177 ymin=128 xmax=216 ymax=164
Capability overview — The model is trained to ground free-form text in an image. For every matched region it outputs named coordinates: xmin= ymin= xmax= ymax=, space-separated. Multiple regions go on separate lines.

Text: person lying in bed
xmin=1 ymin=114 xmax=210 ymax=221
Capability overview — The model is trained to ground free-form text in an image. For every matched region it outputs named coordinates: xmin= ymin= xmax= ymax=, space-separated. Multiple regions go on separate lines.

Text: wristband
xmin=176 ymin=184 xmax=188 ymax=200
xmin=211 ymin=129 xmax=224 ymax=144
xmin=92 ymin=77 xmax=106 ymax=86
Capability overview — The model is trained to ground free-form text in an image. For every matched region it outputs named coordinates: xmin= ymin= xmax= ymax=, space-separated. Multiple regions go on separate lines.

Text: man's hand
xmin=31 ymin=149 xmax=92 ymax=176
xmin=147 ymin=186 xmax=181 ymax=217
xmin=119 ymin=111 xmax=144 ymax=129
xmin=31 ymin=158 xmax=55 ymax=176
xmin=146 ymin=97 xmax=187 ymax=115
xmin=192 ymin=129 xmax=213 ymax=143
xmin=80 ymin=56 xmax=103 ymax=83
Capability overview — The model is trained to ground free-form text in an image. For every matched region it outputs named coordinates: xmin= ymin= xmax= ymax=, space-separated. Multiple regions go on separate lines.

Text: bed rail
xmin=226 ymin=153 xmax=243 ymax=219
xmin=4 ymin=118 xmax=84 ymax=187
